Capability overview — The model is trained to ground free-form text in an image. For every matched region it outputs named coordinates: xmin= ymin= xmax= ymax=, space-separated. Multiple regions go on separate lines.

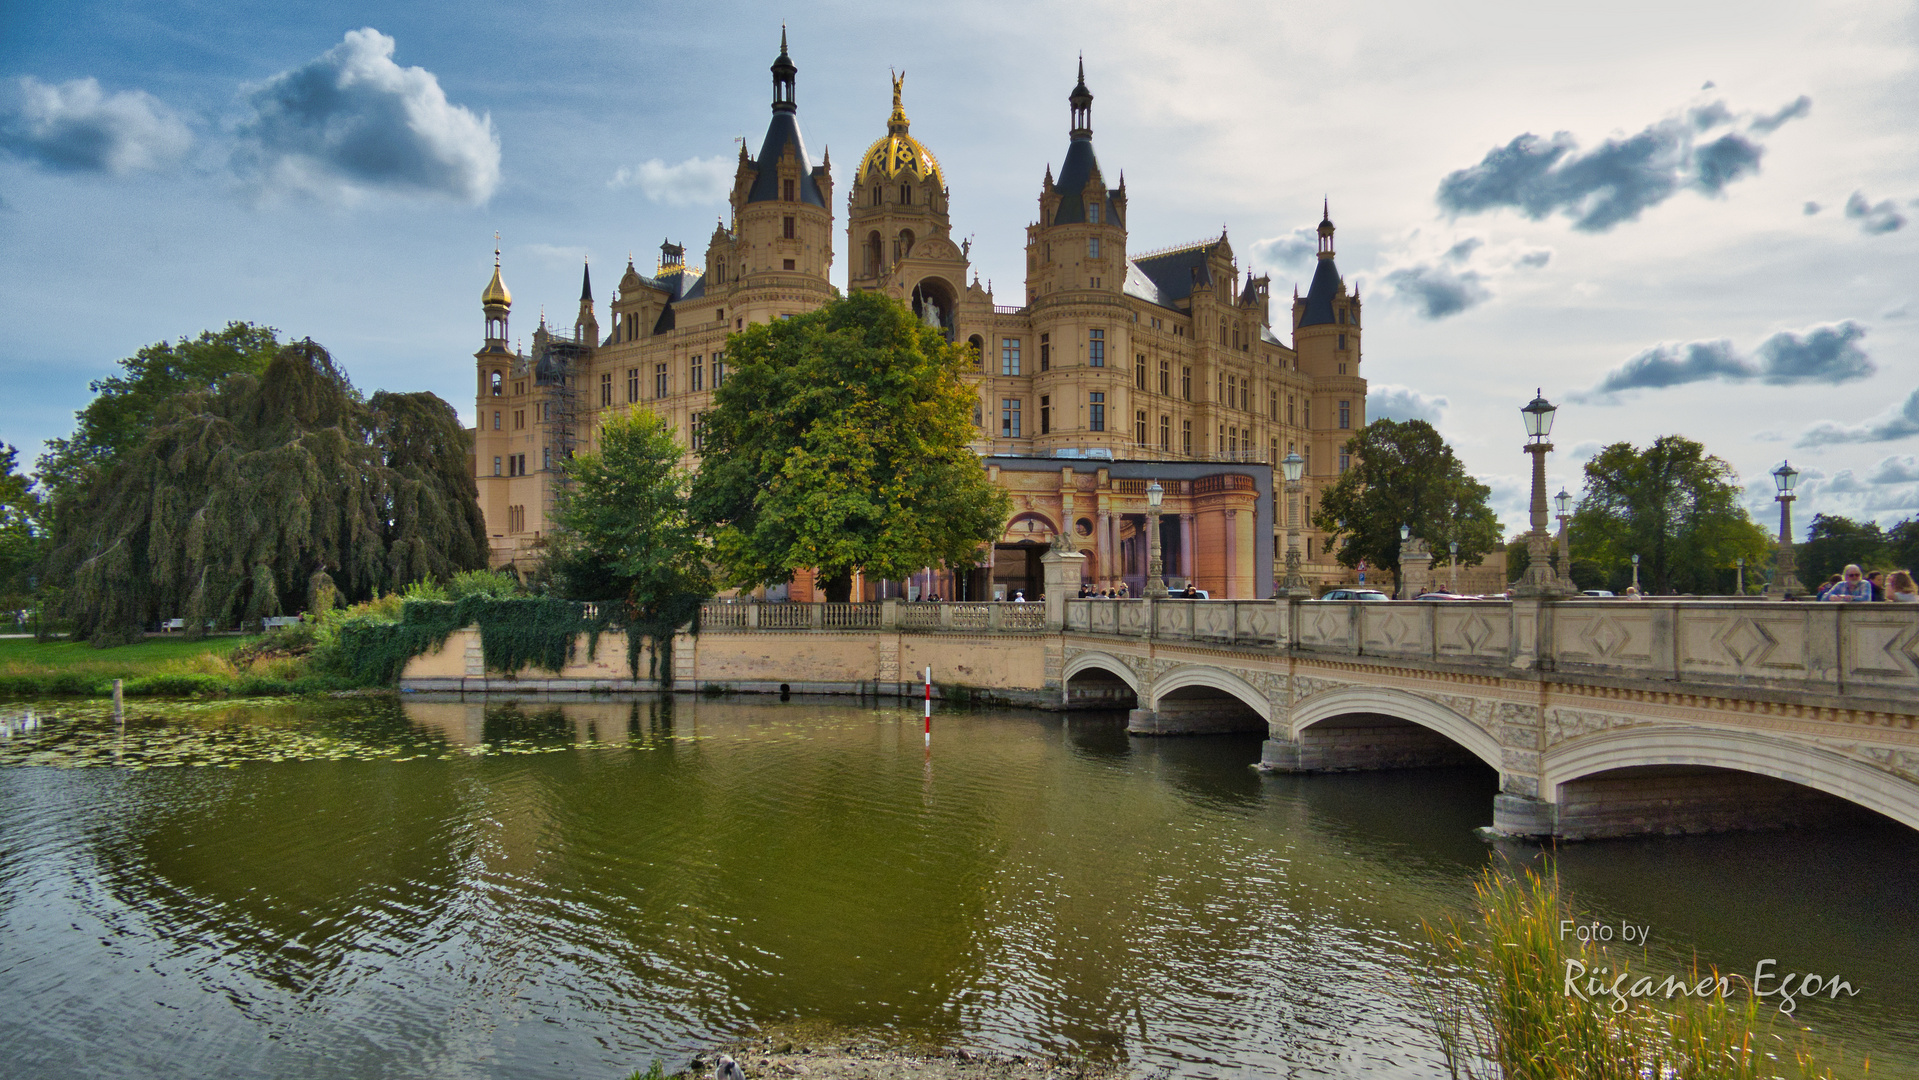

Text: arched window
xmin=872 ymin=186 xmax=882 ymax=206
xmin=490 ymin=371 xmax=503 ymax=396
xmin=866 ymin=231 xmax=882 ymax=276
xmin=901 ymin=183 xmax=912 ymax=205
xmin=968 ymin=334 xmax=985 ymax=369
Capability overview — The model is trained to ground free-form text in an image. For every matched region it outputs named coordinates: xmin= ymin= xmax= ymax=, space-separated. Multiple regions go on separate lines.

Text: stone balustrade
xmin=700 ymin=599 xmax=1047 ymax=634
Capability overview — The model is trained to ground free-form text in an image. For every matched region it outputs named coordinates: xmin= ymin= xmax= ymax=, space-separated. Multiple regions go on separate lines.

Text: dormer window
xmin=783 ymin=178 xmax=795 ymax=201
xmin=1088 ymin=202 xmax=1100 ymax=225
xmin=1088 ymin=237 xmax=1100 ymax=258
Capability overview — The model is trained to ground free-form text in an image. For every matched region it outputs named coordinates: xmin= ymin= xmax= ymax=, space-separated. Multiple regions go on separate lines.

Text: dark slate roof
xmin=1131 ymin=243 xmax=1219 ymax=306
xmin=1298 ymin=257 xmax=1343 ymax=327
xmin=650 ymin=270 xmax=707 ymax=335
xmin=1121 ymin=261 xmax=1166 ymax=306
xmin=580 ymin=262 xmax=593 ymax=302
xmin=746 ymin=111 xmax=825 ymax=206
xmin=1051 ymin=137 xmax=1119 ymax=226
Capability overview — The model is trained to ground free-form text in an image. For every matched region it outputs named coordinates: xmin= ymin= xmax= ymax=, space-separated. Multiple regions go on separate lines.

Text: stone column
xmin=1096 ymin=510 xmax=1112 ymax=588
xmin=1180 ymin=513 xmax=1195 ymax=583
xmin=1224 ymin=509 xmax=1239 ymax=598
xmin=1400 ymin=537 xmax=1433 ymax=598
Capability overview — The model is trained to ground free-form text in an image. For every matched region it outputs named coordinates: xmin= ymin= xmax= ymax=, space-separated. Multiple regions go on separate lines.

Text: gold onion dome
xmin=856 ymin=72 xmax=944 ymax=188
xmin=482 ymin=250 xmax=512 ymax=308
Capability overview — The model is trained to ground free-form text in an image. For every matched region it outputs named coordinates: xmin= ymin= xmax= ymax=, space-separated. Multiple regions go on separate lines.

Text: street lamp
xmin=1553 ymin=487 xmax=1574 ymax=590
xmin=1449 ymin=539 xmax=1459 ymax=594
xmin=1517 ymin=390 xmax=1570 ymax=597
xmin=1398 ymin=524 xmax=1411 ymax=598
xmin=1145 ymin=479 xmax=1169 ymax=599
xmin=1767 ymin=460 xmax=1805 ymax=599
xmin=1631 ymin=553 xmax=1640 ymax=592
xmin=1736 ymin=555 xmax=1745 ymax=597
xmin=1279 ymin=451 xmax=1309 ymax=597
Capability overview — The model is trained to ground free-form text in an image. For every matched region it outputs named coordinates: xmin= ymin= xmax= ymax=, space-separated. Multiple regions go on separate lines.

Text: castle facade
xmin=473 ymin=37 xmax=1368 ymax=600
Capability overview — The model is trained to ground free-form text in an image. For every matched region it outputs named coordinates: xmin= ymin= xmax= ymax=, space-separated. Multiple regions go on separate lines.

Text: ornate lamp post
xmin=1448 ymin=539 xmax=1459 ymax=594
xmin=1145 ymin=479 xmax=1169 ymax=599
xmin=1631 ymin=553 xmax=1640 ymax=592
xmin=1279 ymin=451 xmax=1309 ymax=597
xmin=1517 ymin=390 xmax=1570 ymax=597
xmin=1553 ymin=487 xmax=1575 ymax=591
xmin=1767 ymin=460 xmax=1805 ymax=599
xmin=1736 ymin=555 xmax=1745 ymax=597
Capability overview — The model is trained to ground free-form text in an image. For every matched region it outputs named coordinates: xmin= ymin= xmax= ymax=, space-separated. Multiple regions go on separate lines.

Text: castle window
xmin=1338 ymin=333 xmax=1347 ymax=350
xmin=1181 ymin=419 xmax=1192 ymax=455
xmin=973 ymin=400 xmax=982 ymax=427
xmin=1228 ymin=374 xmax=1237 ymax=409
xmin=1088 ymin=203 xmax=1100 ymax=225
xmin=490 ymin=371 xmax=502 ymax=395
xmin=1039 ymin=333 xmax=1050 ymax=372
xmin=714 ymin=354 xmax=726 ymax=387
xmin=1269 ymin=390 xmax=1278 ymax=418
xmin=1339 ymin=449 xmax=1352 ymax=473
xmin=1240 ymin=381 xmax=1249 ymax=411
xmin=715 ymin=308 xmax=723 ymax=322
xmin=1087 ymin=328 xmax=1104 ymax=367
xmin=1288 ymin=395 xmax=1295 ymax=424
xmin=691 ymin=355 xmax=704 ymax=391
xmin=654 ymin=363 xmax=669 ymax=399
xmin=1158 ymin=359 xmax=1169 ymax=395
xmin=1181 ymin=366 xmax=1192 ymax=401
xmin=493 ymin=411 xmax=500 ymax=430
xmin=690 ymin=412 xmax=704 ymax=451
xmin=1001 ymin=338 xmax=1021 ymax=376
xmin=1088 ymin=237 xmax=1100 ymax=259
xmin=1159 ymin=414 xmax=1169 ymax=450
xmin=543 ymin=447 xmax=552 ymax=471
xmin=783 ymin=178 xmax=795 ymax=201
xmin=872 ymin=187 xmax=882 ymax=206
xmin=600 ymin=372 xmax=612 ymax=407
xmin=626 ymin=367 xmax=639 ymax=403
xmin=783 ymin=259 xmax=795 ymax=270
xmin=514 ymin=409 xmax=524 ymax=430
xmin=493 ymin=456 xmax=501 ymax=477
xmin=1088 ymin=392 xmax=1105 ymax=432
xmin=901 ymin=183 xmax=911 ymax=205
xmin=1304 ymin=400 xmax=1312 ymax=429
xmin=1135 ymin=356 xmax=1146 ymax=390
xmin=1338 ymin=399 xmax=1352 ymax=429
xmin=1134 ymin=410 xmax=1147 ymax=446
xmin=1040 ymin=396 xmax=1051 ymax=435
xmin=1002 ymin=398 xmax=1022 ymax=438
xmin=783 ymin=216 xmax=795 ymax=240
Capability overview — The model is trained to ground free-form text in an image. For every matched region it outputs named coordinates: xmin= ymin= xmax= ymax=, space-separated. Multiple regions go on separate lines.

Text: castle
xmin=472 ymin=35 xmax=1368 ymax=601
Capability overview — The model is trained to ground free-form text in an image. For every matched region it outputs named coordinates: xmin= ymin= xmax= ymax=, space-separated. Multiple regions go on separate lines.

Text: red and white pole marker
xmin=923 ymin=665 xmax=933 ymax=743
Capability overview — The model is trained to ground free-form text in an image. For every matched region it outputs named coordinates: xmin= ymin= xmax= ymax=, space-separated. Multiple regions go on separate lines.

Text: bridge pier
xmin=1495 ymin=767 xmax=1886 ymax=841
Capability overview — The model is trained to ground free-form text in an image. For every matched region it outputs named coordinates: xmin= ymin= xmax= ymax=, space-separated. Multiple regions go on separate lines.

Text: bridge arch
xmin=1061 ymin=651 xmax=1140 ymax=693
xmin=1290 ymin=685 xmax=1503 ymax=771
xmin=1544 ymin=725 xmax=1919 ymax=832
xmin=1061 ymin=650 xmax=1140 ymax=711
xmin=1151 ymin=665 xmax=1271 ymax=723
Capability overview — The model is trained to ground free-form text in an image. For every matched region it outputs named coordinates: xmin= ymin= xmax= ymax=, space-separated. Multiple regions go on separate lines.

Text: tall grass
xmin=1415 ymin=865 xmax=1860 ymax=1079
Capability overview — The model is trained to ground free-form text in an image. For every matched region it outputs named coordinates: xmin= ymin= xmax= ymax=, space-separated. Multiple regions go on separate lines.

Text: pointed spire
xmin=580 ymin=257 xmax=593 ymax=302
xmin=771 ymin=27 xmax=797 ymax=112
xmin=1069 ymin=56 xmax=1094 ymax=137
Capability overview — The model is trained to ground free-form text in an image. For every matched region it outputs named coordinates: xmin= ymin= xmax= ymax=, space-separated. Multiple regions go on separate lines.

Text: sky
xmin=2 ymin=0 xmax=1915 ymax=538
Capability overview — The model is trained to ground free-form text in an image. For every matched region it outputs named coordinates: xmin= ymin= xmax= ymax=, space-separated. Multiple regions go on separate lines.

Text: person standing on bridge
xmin=1888 ymin=569 xmax=1918 ymax=602
xmin=1822 ymin=565 xmax=1874 ymax=601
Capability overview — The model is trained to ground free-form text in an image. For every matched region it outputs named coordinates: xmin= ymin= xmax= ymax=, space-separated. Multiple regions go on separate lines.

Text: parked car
xmin=1316 ymin=588 xmax=1392 ymax=601
xmin=1581 ymin=589 xmax=1616 ymax=597
xmin=1413 ymin=592 xmax=1477 ymax=600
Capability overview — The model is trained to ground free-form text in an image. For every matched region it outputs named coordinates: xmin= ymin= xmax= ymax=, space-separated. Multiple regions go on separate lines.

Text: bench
xmin=161 ymin=619 xmax=185 ymax=633
xmin=261 ymin=616 xmax=301 ymax=630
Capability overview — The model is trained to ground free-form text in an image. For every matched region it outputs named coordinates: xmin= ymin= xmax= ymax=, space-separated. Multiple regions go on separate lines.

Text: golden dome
xmin=855 ymin=73 xmax=944 ymax=189
xmin=482 ymin=250 xmax=511 ymax=309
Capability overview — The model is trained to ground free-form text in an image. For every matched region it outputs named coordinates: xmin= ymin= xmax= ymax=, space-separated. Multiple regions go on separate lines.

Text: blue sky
xmin=3 ymin=0 xmax=1916 ymax=536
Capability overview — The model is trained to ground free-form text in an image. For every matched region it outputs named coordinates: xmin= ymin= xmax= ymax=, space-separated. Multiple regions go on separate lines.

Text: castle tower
xmin=481 ymin=245 xmax=511 ymax=349
xmin=846 ymin=71 xmax=969 ymax=336
xmin=722 ymin=29 xmax=836 ymax=324
xmin=1291 ymin=201 xmax=1366 ymax=483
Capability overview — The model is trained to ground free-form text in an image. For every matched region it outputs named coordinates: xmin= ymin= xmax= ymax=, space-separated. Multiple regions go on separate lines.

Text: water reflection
xmin=0 ymin=694 xmax=1909 ymax=1079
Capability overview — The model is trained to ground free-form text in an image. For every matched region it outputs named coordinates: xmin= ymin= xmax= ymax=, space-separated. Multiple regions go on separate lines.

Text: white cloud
xmin=0 ymin=75 xmax=190 ymax=175
xmin=610 ymin=155 xmax=733 ymax=206
xmin=1367 ymin=384 xmax=1449 ymax=424
xmin=1249 ymin=226 xmax=1318 ymax=270
xmin=234 ymin=28 xmax=500 ymax=204
xmin=1799 ymin=385 xmax=1919 ymax=445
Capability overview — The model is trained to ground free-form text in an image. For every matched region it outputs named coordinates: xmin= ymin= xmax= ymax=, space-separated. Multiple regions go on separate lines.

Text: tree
xmin=547 ymin=409 xmax=710 ymax=650
xmin=1569 ymin=436 xmax=1769 ymax=595
xmin=0 ymin=444 xmax=47 ymax=618
xmin=1798 ymin=513 xmax=1890 ymax=586
xmin=691 ymin=290 xmax=1011 ymax=602
xmin=1311 ymin=419 xmax=1502 ymax=585
xmin=37 ymin=322 xmax=280 ymax=497
xmin=45 ymin=340 xmax=487 ymax=643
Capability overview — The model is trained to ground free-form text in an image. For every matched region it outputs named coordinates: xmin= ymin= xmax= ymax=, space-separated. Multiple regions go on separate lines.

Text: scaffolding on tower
xmin=530 ymin=320 xmax=591 ymax=524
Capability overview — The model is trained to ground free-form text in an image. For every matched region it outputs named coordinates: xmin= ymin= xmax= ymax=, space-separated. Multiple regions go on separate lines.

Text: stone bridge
xmin=1054 ymin=586 xmax=1919 ymax=841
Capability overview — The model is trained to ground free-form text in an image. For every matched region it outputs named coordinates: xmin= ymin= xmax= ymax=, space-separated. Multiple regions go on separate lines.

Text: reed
xmin=1414 ymin=864 xmax=1860 ymax=1079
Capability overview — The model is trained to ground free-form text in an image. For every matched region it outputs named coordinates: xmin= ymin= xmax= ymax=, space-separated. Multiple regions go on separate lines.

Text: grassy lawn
xmin=0 ymin=635 xmax=257 ymax=680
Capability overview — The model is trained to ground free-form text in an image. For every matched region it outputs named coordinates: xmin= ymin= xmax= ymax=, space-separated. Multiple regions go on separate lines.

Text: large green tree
xmin=46 ymin=340 xmax=487 ymax=643
xmin=691 ymin=290 xmax=1011 ymax=602
xmin=547 ymin=409 xmax=710 ymax=648
xmin=1569 ymin=436 xmax=1769 ymax=595
xmin=1311 ymin=419 xmax=1502 ymax=585
xmin=37 ymin=322 xmax=280 ymax=497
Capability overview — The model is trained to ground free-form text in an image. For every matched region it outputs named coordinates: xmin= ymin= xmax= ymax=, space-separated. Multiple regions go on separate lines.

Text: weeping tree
xmin=46 ymin=340 xmax=487 ymax=643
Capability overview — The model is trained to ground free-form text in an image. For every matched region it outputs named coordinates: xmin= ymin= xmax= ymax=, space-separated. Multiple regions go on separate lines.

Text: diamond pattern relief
xmin=1585 ymin=617 xmax=1625 ymax=658
xmin=1716 ymin=618 xmax=1777 ymax=669
xmin=1460 ymin=612 xmax=1493 ymax=653
xmin=1307 ymin=608 xmax=1343 ymax=643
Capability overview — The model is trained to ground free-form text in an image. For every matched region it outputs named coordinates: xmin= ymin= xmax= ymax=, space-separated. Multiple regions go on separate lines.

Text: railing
xmin=696 ymin=600 xmax=1048 ymax=634
xmin=993 ymin=304 xmax=1027 ymax=315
